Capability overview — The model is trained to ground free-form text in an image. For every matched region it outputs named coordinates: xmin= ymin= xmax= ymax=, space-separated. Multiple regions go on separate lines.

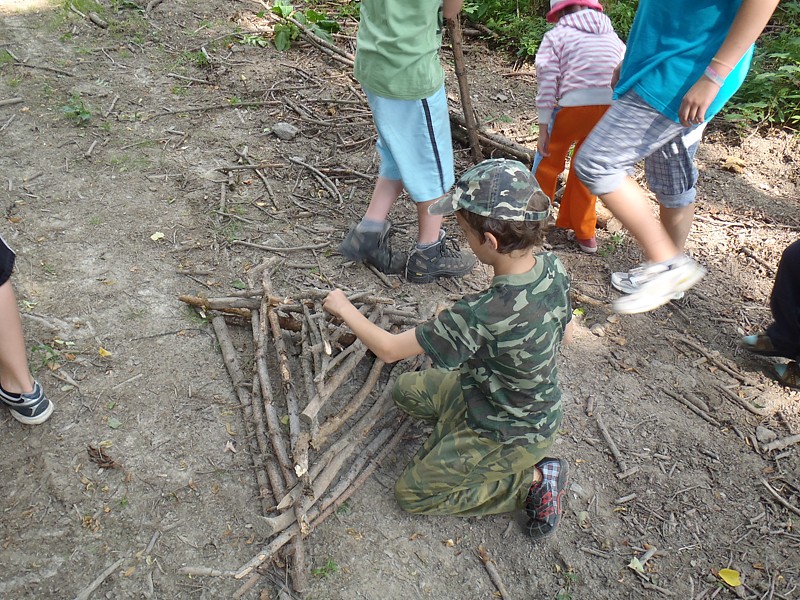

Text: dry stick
xmin=670 ymin=334 xmax=757 ymax=386
xmin=12 ymin=61 xmax=74 ymax=77
xmin=266 ymin=360 xmax=414 ymax=533
xmin=179 ymin=566 xmax=239 ymax=577
xmin=250 ymin=312 xmax=288 ymax=501
xmin=450 ymin=112 xmax=535 ymax=164
xmin=0 ymin=97 xmax=23 ymax=107
xmin=447 ymin=16 xmax=482 ymax=163
xmin=211 ymin=316 xmax=274 ymax=513
xmin=231 ymin=239 xmax=330 ymax=253
xmin=740 ymin=247 xmax=777 ymax=276
xmin=262 ymin=271 xmax=308 ymax=538
xmin=285 ymin=15 xmax=354 ymax=62
xmin=311 ymin=419 xmax=411 ymax=529
xmin=231 ymin=573 xmax=261 ymax=599
xmin=233 ymin=145 xmax=275 ymax=202
xmin=315 ymin=357 xmax=385 ymax=448
xmin=153 ymin=100 xmax=281 ymax=117
xmin=661 ymin=387 xmax=720 ymax=427
xmin=760 ymin=478 xmax=800 ymax=517
xmin=73 ymin=558 xmax=125 ymax=600
xmin=287 ymin=156 xmax=344 ymax=204
xmin=103 ymin=94 xmax=119 ymax=118
xmin=476 ymin=546 xmax=510 ymax=600
xmin=237 ymin=419 xmax=409 ymax=580
xmin=301 ymin=341 xmax=370 ymax=424
xmin=715 ymin=383 xmax=771 ymax=417
xmin=595 ymin=412 xmax=628 ymax=473
xmin=762 ymin=433 xmax=800 ymax=453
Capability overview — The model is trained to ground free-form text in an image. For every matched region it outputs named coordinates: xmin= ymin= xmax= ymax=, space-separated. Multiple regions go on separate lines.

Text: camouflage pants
xmin=393 ymin=369 xmax=555 ymax=516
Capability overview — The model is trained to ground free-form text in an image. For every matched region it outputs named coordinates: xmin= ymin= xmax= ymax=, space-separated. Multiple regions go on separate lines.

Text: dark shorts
xmin=0 ymin=234 xmax=16 ymax=287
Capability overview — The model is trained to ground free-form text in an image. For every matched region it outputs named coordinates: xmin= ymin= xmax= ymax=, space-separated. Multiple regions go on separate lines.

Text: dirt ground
xmin=1 ymin=1 xmax=799 ymax=599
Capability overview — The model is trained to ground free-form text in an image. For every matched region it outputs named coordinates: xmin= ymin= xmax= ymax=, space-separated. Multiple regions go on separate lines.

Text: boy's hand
xmin=537 ymin=125 xmax=550 ymax=157
xmin=678 ymin=77 xmax=719 ymax=126
xmin=323 ymin=289 xmax=352 ymax=319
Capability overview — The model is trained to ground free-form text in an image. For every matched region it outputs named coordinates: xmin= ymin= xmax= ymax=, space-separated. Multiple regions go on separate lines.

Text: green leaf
xmin=230 ymin=279 xmax=247 ymax=290
xmin=108 ymin=417 xmax=123 ymax=429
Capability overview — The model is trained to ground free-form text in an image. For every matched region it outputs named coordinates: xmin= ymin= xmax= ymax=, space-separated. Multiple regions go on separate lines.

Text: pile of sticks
xmin=178 ymin=260 xmax=422 ymax=596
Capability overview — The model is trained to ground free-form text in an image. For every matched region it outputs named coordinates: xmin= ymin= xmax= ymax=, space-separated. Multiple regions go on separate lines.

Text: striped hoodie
xmin=535 ymin=9 xmax=625 ymax=125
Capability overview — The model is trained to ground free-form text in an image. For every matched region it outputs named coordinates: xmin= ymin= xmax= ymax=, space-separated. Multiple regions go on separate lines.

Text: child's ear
xmin=484 ymin=232 xmax=499 ymax=250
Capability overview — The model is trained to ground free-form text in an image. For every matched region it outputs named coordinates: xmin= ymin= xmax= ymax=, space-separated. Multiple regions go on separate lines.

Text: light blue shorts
xmin=573 ymin=91 xmax=705 ymax=208
xmin=364 ymin=85 xmax=455 ymax=203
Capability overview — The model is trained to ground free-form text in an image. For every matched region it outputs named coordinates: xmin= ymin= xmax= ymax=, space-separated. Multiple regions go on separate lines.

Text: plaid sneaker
xmin=0 ymin=380 xmax=54 ymax=425
xmin=611 ymin=254 xmax=704 ymax=314
xmin=338 ymin=220 xmax=407 ymax=275
xmin=525 ymin=457 xmax=568 ymax=542
xmin=405 ymin=231 xmax=476 ymax=284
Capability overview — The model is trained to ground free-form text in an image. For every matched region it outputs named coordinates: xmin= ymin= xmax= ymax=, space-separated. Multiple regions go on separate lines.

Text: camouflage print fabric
xmin=415 ymin=251 xmax=571 ymax=446
xmin=429 ymin=158 xmax=551 ymax=222
xmin=393 ymin=369 xmax=554 ymax=516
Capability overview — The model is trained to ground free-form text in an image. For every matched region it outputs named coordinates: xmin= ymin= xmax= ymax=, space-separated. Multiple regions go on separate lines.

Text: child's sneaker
xmin=406 ymin=231 xmax=476 ymax=284
xmin=339 ymin=221 xmax=407 ymax=275
xmin=577 ymin=236 xmax=597 ymax=254
xmin=611 ymin=254 xmax=704 ymax=314
xmin=611 ymin=270 xmax=685 ymax=300
xmin=525 ymin=457 xmax=568 ymax=542
xmin=1 ymin=380 xmax=54 ymax=425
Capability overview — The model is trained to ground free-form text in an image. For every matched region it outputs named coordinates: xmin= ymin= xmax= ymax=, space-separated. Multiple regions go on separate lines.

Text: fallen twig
xmin=760 ymin=479 xmax=800 ymax=517
xmin=476 ymin=546 xmax=510 ymax=599
xmin=73 ymin=558 xmax=125 ymax=600
xmin=662 ymin=387 xmax=720 ymax=427
xmin=595 ymin=412 xmax=628 ymax=473
xmin=762 ymin=433 xmax=800 ymax=453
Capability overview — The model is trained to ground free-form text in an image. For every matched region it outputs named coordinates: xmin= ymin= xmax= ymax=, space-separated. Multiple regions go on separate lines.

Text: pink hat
xmin=546 ymin=0 xmax=603 ymax=23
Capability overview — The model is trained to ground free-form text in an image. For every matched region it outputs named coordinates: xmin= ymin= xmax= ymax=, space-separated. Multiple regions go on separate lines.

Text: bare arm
xmin=443 ymin=0 xmax=464 ymax=21
xmin=562 ymin=319 xmax=575 ymax=346
xmin=323 ymin=289 xmax=424 ymax=363
xmin=679 ymin=0 xmax=780 ymax=126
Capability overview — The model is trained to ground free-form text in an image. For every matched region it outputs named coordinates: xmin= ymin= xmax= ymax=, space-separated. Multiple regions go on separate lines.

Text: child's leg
xmin=393 ymin=370 xmax=549 ymax=516
xmin=767 ymin=239 xmax=800 ymax=359
xmin=532 ymin=112 xmax=569 ymax=202
xmin=557 ymin=105 xmax=611 ymax=242
xmin=644 ymin=128 xmax=704 ymax=252
xmin=0 ymin=279 xmax=34 ymax=395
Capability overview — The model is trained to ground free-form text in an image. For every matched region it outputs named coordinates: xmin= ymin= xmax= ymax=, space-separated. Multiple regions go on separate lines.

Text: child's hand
xmin=323 ymin=289 xmax=352 ymax=319
xmin=678 ymin=77 xmax=719 ymax=126
xmin=537 ymin=125 xmax=550 ymax=157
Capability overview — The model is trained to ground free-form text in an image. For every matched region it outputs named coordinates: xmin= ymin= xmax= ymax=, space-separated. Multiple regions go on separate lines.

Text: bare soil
xmin=1 ymin=2 xmax=799 ymax=599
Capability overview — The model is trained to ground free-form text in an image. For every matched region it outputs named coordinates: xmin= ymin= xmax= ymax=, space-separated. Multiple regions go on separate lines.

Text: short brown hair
xmin=458 ymin=208 xmax=547 ymax=254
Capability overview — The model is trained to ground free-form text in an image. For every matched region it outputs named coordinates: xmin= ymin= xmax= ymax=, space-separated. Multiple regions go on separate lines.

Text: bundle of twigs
xmin=178 ymin=260 xmax=420 ymax=596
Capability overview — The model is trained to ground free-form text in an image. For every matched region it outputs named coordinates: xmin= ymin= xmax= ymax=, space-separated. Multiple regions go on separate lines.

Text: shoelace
xmin=438 ymin=235 xmax=463 ymax=257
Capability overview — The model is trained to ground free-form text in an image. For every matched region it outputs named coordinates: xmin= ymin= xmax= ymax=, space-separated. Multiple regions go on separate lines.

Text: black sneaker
xmin=405 ymin=231 xmax=476 ymax=284
xmin=0 ymin=380 xmax=54 ymax=425
xmin=339 ymin=221 xmax=407 ymax=275
xmin=525 ymin=457 xmax=568 ymax=542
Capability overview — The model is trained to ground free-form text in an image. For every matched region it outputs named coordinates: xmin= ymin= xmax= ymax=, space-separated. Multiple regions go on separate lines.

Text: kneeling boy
xmin=324 ymin=159 xmax=573 ymax=540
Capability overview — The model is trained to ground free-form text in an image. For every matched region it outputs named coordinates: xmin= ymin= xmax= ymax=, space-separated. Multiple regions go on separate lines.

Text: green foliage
xmin=0 ymin=49 xmax=14 ymax=65
xmin=311 ymin=558 xmax=339 ymax=579
xmin=271 ymin=0 xmax=340 ymax=51
xmin=61 ymin=94 xmax=92 ymax=125
xmin=463 ymin=0 xmax=550 ymax=56
xmin=724 ymin=2 xmax=800 ymax=128
xmin=597 ymin=232 xmax=626 ymax=258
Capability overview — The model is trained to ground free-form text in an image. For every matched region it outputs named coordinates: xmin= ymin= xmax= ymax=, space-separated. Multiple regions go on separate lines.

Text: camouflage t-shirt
xmin=415 ymin=252 xmax=571 ymax=445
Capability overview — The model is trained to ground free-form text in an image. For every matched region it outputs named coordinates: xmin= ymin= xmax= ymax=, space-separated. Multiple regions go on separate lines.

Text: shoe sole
xmin=7 ymin=400 xmax=55 ymax=425
xmin=612 ymin=266 xmax=704 ymax=315
xmin=528 ymin=458 xmax=569 ymax=543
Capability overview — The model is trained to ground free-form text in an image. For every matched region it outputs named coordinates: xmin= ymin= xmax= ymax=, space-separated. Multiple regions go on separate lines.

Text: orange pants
xmin=534 ymin=105 xmax=610 ymax=241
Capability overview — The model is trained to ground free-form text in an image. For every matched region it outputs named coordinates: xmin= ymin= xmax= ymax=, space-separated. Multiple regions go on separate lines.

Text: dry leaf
xmin=225 ymin=440 xmax=237 ymax=453
xmin=150 ymin=231 xmax=165 ymax=241
xmin=87 ymin=444 xmax=121 ymax=469
xmin=98 ymin=347 xmax=112 ymax=358
xmin=721 ymin=156 xmax=746 ymax=173
xmin=719 ymin=568 xmax=742 ymax=587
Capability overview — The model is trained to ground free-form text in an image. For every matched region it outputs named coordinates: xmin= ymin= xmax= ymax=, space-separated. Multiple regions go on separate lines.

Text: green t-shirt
xmin=415 ymin=252 xmax=572 ymax=446
xmin=354 ymin=0 xmax=446 ymax=100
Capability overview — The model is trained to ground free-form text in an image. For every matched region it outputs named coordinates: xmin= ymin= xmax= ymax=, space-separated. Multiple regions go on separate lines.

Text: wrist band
xmin=704 ymin=65 xmax=726 ymax=87
xmin=711 ymin=56 xmax=734 ymax=71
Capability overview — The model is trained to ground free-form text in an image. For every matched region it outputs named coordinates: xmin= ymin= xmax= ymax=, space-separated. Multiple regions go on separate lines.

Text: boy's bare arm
xmin=443 ymin=0 xmax=464 ymax=21
xmin=323 ymin=289 xmax=424 ymax=363
xmin=679 ymin=0 xmax=780 ymax=126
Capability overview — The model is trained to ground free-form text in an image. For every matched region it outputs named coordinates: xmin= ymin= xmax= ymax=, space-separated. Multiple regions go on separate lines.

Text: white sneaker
xmin=611 ymin=255 xmax=705 ymax=314
xmin=612 ymin=270 xmax=685 ymax=299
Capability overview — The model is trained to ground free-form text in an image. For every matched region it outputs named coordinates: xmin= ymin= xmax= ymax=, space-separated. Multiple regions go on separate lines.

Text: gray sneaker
xmin=339 ymin=221 xmax=407 ymax=275
xmin=406 ymin=231 xmax=476 ymax=284
xmin=611 ymin=269 xmax=685 ymax=300
xmin=611 ymin=254 xmax=705 ymax=314
xmin=1 ymin=380 xmax=54 ymax=425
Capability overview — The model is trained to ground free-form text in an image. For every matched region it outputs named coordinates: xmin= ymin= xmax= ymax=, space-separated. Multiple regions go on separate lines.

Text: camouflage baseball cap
xmin=429 ymin=158 xmax=550 ymax=222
